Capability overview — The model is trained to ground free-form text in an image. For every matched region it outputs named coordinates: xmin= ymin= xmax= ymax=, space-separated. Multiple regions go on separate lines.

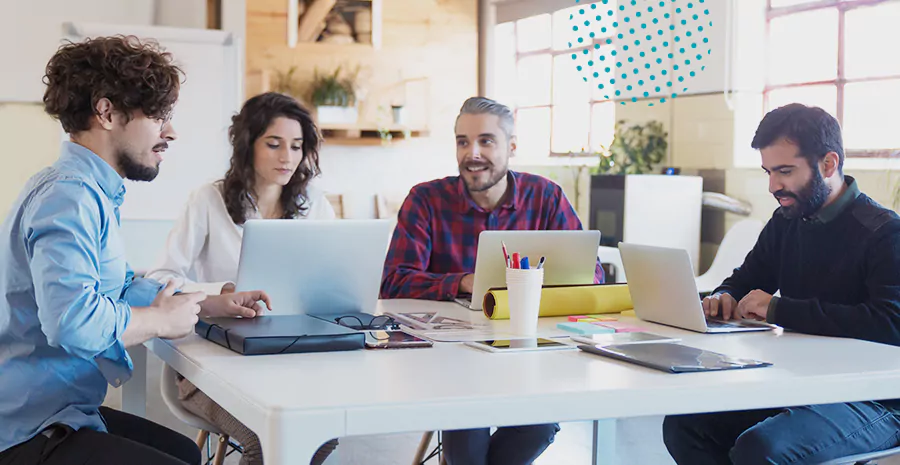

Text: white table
xmin=124 ymin=300 xmax=900 ymax=465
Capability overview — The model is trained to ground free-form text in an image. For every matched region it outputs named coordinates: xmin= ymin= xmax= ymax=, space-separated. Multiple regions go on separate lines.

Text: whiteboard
xmin=0 ymin=0 xmax=155 ymax=103
xmin=64 ymin=22 xmax=242 ymax=220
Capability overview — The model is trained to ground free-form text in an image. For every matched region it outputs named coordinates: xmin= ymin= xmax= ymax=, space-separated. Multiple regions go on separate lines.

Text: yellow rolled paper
xmin=482 ymin=283 xmax=633 ymax=320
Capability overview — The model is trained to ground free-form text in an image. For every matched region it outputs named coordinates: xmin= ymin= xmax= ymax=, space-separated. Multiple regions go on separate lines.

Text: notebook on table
xmin=195 ymin=315 xmax=365 ymax=355
xmin=578 ymin=342 xmax=772 ymax=373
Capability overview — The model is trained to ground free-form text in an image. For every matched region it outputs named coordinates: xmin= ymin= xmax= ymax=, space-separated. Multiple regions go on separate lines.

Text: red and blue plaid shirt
xmin=380 ymin=171 xmax=604 ymax=301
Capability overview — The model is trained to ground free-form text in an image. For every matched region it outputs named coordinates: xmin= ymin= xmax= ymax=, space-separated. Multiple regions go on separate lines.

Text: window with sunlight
xmin=765 ymin=0 xmax=900 ymax=156
xmin=493 ymin=2 xmax=616 ymax=159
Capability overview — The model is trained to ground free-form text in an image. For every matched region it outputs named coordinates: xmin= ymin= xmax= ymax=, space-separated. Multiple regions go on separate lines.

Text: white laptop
xmin=618 ymin=242 xmax=773 ymax=333
xmin=456 ymin=230 xmax=602 ymax=310
xmin=235 ymin=219 xmax=393 ymax=316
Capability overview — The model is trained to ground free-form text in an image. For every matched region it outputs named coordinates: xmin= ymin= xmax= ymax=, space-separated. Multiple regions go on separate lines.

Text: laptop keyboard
xmin=706 ymin=318 xmax=741 ymax=328
xmin=706 ymin=317 xmax=768 ymax=328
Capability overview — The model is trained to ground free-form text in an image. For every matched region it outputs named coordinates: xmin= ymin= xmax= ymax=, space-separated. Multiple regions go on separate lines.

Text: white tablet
xmin=464 ymin=338 xmax=575 ymax=353
xmin=571 ymin=332 xmax=681 ymax=347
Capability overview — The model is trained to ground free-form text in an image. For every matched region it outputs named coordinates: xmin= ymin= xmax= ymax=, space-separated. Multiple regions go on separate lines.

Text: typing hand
xmin=152 ymin=281 xmax=205 ymax=339
xmin=702 ymin=292 xmax=739 ymax=320
xmin=220 ymin=282 xmax=236 ymax=294
xmin=200 ymin=290 xmax=272 ymax=318
xmin=459 ymin=274 xmax=475 ymax=295
xmin=737 ymin=290 xmax=773 ymax=322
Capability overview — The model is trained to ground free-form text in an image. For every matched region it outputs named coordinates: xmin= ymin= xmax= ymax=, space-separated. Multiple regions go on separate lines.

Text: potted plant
xmin=272 ymin=66 xmax=304 ymax=101
xmin=310 ymin=65 xmax=359 ymax=125
xmin=592 ymin=120 xmax=669 ymax=176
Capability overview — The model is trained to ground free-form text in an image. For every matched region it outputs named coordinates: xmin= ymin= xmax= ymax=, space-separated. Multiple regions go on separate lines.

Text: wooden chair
xmin=412 ymin=431 xmax=446 ymax=465
xmin=161 ymin=365 xmax=234 ymax=465
xmin=325 ymin=193 xmax=345 ymax=219
xmin=374 ymin=192 xmax=405 ymax=220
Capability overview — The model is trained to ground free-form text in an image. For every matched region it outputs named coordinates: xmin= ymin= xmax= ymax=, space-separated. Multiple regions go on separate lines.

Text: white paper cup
xmin=506 ymin=268 xmax=544 ymax=336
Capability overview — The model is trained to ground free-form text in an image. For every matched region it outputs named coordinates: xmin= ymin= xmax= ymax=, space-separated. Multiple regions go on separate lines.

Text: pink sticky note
xmin=568 ymin=315 xmax=588 ymax=322
xmin=593 ymin=321 xmax=645 ymax=333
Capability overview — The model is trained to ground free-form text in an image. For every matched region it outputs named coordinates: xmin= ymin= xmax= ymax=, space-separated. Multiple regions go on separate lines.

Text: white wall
xmin=0 ymin=0 xmax=156 ymax=103
xmin=154 ymin=0 xmax=206 ymax=29
xmin=316 ymin=138 xmax=460 ymax=219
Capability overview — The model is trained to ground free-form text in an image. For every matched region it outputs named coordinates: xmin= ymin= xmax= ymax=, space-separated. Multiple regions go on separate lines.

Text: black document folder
xmin=195 ymin=315 xmax=365 ymax=355
xmin=578 ymin=342 xmax=772 ymax=373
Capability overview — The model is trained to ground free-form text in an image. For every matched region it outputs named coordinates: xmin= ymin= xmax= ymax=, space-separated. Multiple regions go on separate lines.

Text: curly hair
xmin=222 ymin=92 xmax=322 ymax=225
xmin=43 ymin=35 xmax=183 ymax=133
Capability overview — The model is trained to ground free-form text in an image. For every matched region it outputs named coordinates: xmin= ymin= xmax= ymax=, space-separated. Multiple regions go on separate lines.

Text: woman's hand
xmin=199 ymin=290 xmax=272 ymax=318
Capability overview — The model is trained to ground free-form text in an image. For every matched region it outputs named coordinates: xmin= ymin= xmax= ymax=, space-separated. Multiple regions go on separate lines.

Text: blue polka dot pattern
xmin=570 ymin=0 xmax=713 ymax=105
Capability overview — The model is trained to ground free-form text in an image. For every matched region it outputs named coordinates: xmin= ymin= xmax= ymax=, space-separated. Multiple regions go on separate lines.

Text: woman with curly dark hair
xmin=146 ymin=91 xmax=337 ymax=465
xmin=0 ymin=35 xmax=271 ymax=465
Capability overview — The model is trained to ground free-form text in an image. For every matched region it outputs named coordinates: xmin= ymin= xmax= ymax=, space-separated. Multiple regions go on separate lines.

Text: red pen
xmin=501 ymin=241 xmax=510 ymax=268
xmin=511 ymin=253 xmax=520 ymax=269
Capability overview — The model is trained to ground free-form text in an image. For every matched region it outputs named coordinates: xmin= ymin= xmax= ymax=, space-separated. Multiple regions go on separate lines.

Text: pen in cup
xmin=537 ymin=256 xmax=545 ymax=269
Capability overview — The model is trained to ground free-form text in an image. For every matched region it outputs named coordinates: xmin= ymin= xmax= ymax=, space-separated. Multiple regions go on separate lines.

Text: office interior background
xmin=1 ymin=0 xmax=898 ymax=463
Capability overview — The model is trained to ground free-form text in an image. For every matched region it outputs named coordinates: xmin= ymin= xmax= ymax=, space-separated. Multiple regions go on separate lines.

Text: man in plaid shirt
xmin=380 ymin=99 xmax=603 ymax=302
xmin=380 ymin=97 xmax=602 ymax=465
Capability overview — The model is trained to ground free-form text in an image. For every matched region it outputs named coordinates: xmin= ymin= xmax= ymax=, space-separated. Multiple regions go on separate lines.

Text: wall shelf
xmin=287 ymin=0 xmax=382 ymax=49
xmin=320 ymin=123 xmax=429 ymax=145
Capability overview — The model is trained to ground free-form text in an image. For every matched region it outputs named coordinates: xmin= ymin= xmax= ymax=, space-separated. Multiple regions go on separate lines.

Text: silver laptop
xmin=618 ymin=242 xmax=773 ymax=333
xmin=456 ymin=230 xmax=602 ymax=310
xmin=236 ymin=219 xmax=392 ymax=316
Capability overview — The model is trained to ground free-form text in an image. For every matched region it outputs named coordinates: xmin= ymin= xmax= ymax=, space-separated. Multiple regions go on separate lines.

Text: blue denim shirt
xmin=0 ymin=141 xmax=163 ymax=452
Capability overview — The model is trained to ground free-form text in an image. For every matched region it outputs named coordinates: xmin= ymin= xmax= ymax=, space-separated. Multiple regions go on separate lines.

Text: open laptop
xmin=618 ymin=243 xmax=773 ymax=333
xmin=235 ymin=219 xmax=393 ymax=316
xmin=455 ymin=230 xmax=602 ymax=311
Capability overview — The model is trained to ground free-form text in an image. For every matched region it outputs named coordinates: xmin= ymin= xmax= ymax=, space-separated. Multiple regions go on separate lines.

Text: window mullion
xmin=836 ymin=5 xmax=846 ymax=125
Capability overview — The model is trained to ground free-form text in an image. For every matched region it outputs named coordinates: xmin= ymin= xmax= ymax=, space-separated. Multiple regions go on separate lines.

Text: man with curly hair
xmin=0 ymin=36 xmax=271 ymax=465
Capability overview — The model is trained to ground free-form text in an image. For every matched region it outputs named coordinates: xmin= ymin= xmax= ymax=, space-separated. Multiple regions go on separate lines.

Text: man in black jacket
xmin=662 ymin=103 xmax=900 ymax=465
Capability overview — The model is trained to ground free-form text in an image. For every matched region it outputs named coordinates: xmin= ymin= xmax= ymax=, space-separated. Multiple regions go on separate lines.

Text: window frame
xmin=503 ymin=10 xmax=619 ymax=159
xmin=764 ymin=0 xmax=900 ymax=158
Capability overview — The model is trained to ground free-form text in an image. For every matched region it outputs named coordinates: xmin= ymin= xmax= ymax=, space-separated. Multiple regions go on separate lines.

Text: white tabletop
xmin=144 ymin=299 xmax=900 ymax=464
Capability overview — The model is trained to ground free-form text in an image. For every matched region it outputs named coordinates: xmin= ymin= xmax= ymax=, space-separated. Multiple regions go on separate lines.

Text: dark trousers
xmin=0 ymin=407 xmax=201 ymax=465
xmin=442 ymin=423 xmax=560 ymax=465
xmin=663 ymin=401 xmax=900 ymax=465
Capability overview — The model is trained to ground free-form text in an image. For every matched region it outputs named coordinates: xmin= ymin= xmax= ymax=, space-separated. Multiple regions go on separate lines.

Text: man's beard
xmin=774 ymin=169 xmax=831 ymax=220
xmin=118 ymin=145 xmax=163 ymax=182
xmin=460 ymin=160 xmax=507 ymax=193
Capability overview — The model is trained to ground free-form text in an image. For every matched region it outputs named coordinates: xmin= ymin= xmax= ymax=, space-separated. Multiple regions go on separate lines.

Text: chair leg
xmin=212 ymin=434 xmax=230 ymax=465
xmin=439 ymin=431 xmax=446 ymax=465
xmin=195 ymin=430 xmax=210 ymax=450
xmin=412 ymin=431 xmax=435 ymax=465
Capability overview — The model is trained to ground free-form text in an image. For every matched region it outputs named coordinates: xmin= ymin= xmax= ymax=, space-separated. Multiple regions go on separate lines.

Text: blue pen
xmin=537 ymin=256 xmax=545 ymax=269
xmin=521 ymin=256 xmax=530 ymax=270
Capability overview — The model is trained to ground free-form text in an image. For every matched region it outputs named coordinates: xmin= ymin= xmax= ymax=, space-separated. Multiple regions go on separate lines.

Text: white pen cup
xmin=506 ymin=268 xmax=544 ymax=336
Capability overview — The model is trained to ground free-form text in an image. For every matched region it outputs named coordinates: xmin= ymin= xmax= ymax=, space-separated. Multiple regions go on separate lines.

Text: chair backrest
xmin=326 ymin=193 xmax=345 ymax=219
xmin=375 ymin=192 xmax=406 ymax=220
xmin=160 ymin=364 xmax=222 ymax=434
xmin=597 ymin=245 xmax=626 ymax=283
xmin=695 ymin=219 xmax=764 ymax=293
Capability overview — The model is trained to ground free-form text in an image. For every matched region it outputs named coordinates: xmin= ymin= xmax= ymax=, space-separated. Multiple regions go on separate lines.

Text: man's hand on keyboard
xmin=702 ymin=292 xmax=739 ymax=320
xmin=737 ymin=290 xmax=773 ymax=321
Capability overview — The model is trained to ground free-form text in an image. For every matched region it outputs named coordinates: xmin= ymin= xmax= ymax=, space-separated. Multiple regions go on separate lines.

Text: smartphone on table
xmin=364 ymin=330 xmax=433 ymax=349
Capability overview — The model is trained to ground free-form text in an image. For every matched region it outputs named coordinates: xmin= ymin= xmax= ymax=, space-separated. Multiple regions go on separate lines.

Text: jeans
xmin=663 ymin=401 xmax=900 ymax=465
xmin=443 ymin=423 xmax=560 ymax=465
